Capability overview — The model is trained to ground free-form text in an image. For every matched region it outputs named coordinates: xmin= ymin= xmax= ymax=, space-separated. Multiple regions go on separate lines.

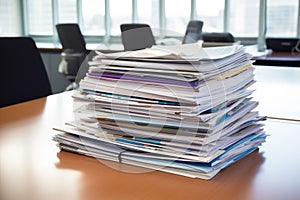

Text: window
xmin=266 ymin=0 xmax=299 ymax=37
xmin=137 ymin=0 xmax=160 ymax=32
xmin=0 ymin=0 xmax=20 ymax=36
xmin=57 ymin=0 xmax=77 ymax=24
xmin=1 ymin=0 xmax=300 ymax=45
xmin=110 ymin=0 xmax=132 ymax=36
xmin=196 ymin=0 xmax=224 ymax=32
xmin=165 ymin=0 xmax=191 ymax=36
xmin=27 ymin=0 xmax=53 ymax=35
xmin=82 ymin=0 xmax=105 ymax=35
xmin=228 ymin=0 xmax=260 ymax=37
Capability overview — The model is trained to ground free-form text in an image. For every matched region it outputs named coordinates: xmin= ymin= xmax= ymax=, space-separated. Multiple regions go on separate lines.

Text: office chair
xmin=266 ymin=37 xmax=300 ymax=52
xmin=56 ymin=23 xmax=88 ymax=90
xmin=0 ymin=37 xmax=52 ymax=108
xmin=120 ymin=23 xmax=156 ymax=51
xmin=182 ymin=20 xmax=204 ymax=44
xmin=202 ymin=32 xmax=235 ymax=43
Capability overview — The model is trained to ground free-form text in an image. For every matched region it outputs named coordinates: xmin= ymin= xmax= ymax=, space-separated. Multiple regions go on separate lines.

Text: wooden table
xmin=1 ymin=72 xmax=300 ymax=200
xmin=253 ymin=51 xmax=300 ymax=66
xmin=253 ymin=65 xmax=300 ymax=121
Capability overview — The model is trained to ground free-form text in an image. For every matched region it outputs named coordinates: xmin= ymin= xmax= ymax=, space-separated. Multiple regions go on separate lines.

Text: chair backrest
xmin=182 ymin=20 xmax=204 ymax=44
xmin=56 ymin=23 xmax=87 ymax=53
xmin=202 ymin=32 xmax=235 ymax=43
xmin=120 ymin=23 xmax=156 ymax=51
xmin=0 ymin=37 xmax=52 ymax=107
xmin=266 ymin=37 xmax=299 ymax=52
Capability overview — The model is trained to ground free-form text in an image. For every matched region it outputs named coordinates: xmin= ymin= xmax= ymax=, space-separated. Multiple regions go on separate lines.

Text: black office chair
xmin=202 ymin=32 xmax=235 ymax=43
xmin=266 ymin=37 xmax=300 ymax=52
xmin=120 ymin=23 xmax=156 ymax=51
xmin=56 ymin=23 xmax=87 ymax=53
xmin=56 ymin=23 xmax=88 ymax=90
xmin=0 ymin=37 xmax=52 ymax=108
xmin=182 ymin=20 xmax=204 ymax=44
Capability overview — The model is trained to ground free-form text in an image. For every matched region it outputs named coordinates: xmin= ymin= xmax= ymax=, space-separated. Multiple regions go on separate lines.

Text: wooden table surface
xmin=253 ymin=51 xmax=300 ymax=66
xmin=253 ymin=65 xmax=300 ymax=121
xmin=1 ymin=66 xmax=300 ymax=200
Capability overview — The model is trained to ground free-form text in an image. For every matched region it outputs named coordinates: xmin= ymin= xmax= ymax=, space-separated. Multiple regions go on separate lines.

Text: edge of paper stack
xmin=53 ymin=42 xmax=267 ymax=180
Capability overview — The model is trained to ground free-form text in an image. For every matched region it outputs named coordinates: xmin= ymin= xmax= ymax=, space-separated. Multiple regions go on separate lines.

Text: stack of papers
xmin=53 ymin=42 xmax=267 ymax=179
